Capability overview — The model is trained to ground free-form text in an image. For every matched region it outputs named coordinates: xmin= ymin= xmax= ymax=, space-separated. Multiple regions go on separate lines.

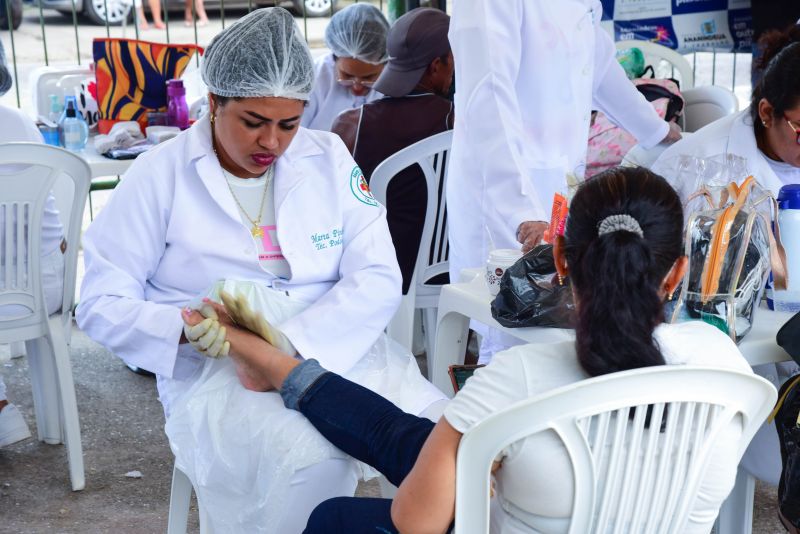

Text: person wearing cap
xmin=0 ymin=40 xmax=66 ymax=450
xmin=76 ymin=8 xmax=445 ymax=532
xmin=301 ymin=3 xmax=389 ymax=131
xmin=331 ymin=7 xmax=454 ymax=294
xmin=446 ymin=0 xmax=682 ymax=363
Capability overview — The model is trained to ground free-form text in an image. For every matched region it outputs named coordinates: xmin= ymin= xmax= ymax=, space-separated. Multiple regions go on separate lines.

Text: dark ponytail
xmin=750 ymin=26 xmax=800 ymax=136
xmin=564 ymin=167 xmax=684 ymax=377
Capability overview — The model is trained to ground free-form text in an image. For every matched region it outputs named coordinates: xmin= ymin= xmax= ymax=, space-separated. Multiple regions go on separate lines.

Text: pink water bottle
xmin=166 ymin=79 xmax=189 ymax=130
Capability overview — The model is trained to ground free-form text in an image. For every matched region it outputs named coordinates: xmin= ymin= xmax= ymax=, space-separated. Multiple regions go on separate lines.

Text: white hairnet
xmin=325 ymin=3 xmax=389 ymax=65
xmin=0 ymin=41 xmax=12 ymax=97
xmin=202 ymin=7 xmax=314 ymax=100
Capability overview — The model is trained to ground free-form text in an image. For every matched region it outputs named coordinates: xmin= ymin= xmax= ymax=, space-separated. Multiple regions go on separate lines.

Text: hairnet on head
xmin=202 ymin=7 xmax=314 ymax=100
xmin=0 ymin=40 xmax=12 ymax=97
xmin=325 ymin=3 xmax=389 ymax=64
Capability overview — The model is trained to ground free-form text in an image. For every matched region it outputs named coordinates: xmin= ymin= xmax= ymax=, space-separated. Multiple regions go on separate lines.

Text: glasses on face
xmin=787 ymin=118 xmax=800 ymax=145
xmin=336 ymin=77 xmax=377 ymax=88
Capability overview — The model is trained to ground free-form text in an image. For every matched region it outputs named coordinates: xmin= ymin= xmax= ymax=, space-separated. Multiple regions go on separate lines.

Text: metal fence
xmin=1 ymin=0 xmax=751 ymax=115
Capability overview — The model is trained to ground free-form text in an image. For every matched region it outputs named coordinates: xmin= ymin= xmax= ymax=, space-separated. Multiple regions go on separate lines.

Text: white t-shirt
xmin=444 ymin=321 xmax=753 ymax=534
xmin=0 ymin=105 xmax=63 ymax=256
xmin=222 ymin=168 xmax=291 ymax=280
xmin=301 ymin=54 xmax=382 ymax=132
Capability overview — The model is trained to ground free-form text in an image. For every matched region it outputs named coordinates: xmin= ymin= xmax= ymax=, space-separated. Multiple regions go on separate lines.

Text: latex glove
xmin=220 ymin=290 xmax=297 ymax=356
xmin=183 ymin=306 xmax=230 ymax=358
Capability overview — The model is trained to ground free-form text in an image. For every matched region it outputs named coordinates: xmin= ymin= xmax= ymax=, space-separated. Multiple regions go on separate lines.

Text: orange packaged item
xmin=543 ymin=193 xmax=568 ymax=244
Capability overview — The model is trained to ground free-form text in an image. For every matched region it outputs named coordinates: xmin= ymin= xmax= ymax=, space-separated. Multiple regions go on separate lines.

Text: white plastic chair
xmin=168 ymin=463 xmax=211 ymax=534
xmin=454 ymin=366 xmax=776 ymax=534
xmin=0 ymin=143 xmax=91 ymax=491
xmin=615 ymin=40 xmax=695 ymax=89
xmin=681 ymin=85 xmax=739 ymax=133
xmin=370 ymin=130 xmax=453 ymax=367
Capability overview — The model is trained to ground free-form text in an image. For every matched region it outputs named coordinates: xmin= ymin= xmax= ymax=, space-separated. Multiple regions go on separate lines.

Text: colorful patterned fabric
xmin=93 ymin=38 xmax=201 ymax=133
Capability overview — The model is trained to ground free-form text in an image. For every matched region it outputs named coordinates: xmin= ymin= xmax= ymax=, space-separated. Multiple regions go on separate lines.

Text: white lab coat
xmin=77 ymin=116 xmax=403 ymax=385
xmin=301 ymin=53 xmax=383 ymax=131
xmin=653 ymin=108 xmax=785 ymax=194
xmin=446 ymin=0 xmax=670 ymax=281
xmin=653 ymin=108 xmax=796 ymax=487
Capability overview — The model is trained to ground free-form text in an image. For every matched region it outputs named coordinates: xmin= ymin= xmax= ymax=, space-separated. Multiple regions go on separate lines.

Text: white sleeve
xmin=279 ymin=145 xmax=403 ymax=375
xmin=444 ymin=349 xmax=529 ymax=434
xmin=450 ymin=0 xmax=545 ymax=224
xmin=591 ymin=26 xmax=669 ymax=149
xmin=301 ymin=55 xmax=328 ymax=128
xmin=75 ymin=158 xmax=184 ymax=378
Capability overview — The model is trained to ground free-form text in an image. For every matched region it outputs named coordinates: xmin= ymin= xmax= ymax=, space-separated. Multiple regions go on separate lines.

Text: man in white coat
xmin=447 ymin=0 xmax=681 ymax=360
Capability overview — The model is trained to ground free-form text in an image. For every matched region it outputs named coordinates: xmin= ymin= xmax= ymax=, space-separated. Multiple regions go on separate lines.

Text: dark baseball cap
xmin=373 ymin=8 xmax=451 ymax=98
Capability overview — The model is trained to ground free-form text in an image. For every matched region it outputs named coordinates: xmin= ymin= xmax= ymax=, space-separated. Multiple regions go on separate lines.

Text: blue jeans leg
xmin=293 ymin=369 xmax=435 ymax=487
xmin=303 ymin=497 xmax=397 ymax=534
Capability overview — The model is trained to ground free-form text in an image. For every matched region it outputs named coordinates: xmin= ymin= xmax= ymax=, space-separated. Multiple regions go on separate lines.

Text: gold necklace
xmin=212 ymin=134 xmax=274 ymax=239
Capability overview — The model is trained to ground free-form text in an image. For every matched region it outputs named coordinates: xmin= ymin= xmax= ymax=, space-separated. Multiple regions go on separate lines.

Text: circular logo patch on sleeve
xmin=350 ymin=166 xmax=378 ymax=207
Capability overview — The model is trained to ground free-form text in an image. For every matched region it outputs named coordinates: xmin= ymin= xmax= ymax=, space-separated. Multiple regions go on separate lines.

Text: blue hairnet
xmin=0 ymin=41 xmax=12 ymax=97
xmin=202 ymin=7 xmax=314 ymax=100
xmin=325 ymin=3 xmax=389 ymax=64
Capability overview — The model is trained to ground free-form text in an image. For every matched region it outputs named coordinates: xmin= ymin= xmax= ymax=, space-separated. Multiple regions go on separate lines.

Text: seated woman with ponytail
xmin=182 ymin=167 xmax=754 ymax=534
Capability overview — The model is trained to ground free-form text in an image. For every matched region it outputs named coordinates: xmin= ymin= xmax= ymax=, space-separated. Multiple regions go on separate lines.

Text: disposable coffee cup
xmin=485 ymin=249 xmax=523 ymax=296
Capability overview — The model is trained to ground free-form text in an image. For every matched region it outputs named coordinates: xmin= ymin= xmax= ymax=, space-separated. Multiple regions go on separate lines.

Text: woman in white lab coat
xmin=76 ymin=9 xmax=443 ymax=533
xmin=446 ymin=0 xmax=680 ymax=361
xmin=653 ymin=28 xmax=800 ymax=489
xmin=301 ymin=3 xmax=388 ymax=131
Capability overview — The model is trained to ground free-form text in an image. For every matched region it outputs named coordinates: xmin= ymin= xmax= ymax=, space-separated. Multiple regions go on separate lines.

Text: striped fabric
xmin=93 ymin=38 xmax=202 ymax=134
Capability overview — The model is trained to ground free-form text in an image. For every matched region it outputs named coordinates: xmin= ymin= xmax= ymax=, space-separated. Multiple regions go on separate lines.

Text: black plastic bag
xmin=490 ymin=244 xmax=574 ymax=329
xmin=773 ymin=314 xmax=800 ymax=530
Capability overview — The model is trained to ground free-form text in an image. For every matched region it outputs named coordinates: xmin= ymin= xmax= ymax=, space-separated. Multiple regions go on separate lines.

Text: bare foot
xmin=138 ymin=20 xmax=150 ymax=30
xmin=153 ymin=20 xmax=166 ymax=29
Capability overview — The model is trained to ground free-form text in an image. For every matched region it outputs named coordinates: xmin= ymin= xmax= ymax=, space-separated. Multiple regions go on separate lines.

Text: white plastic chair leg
xmin=411 ymin=310 xmax=425 ymax=356
xmin=48 ymin=319 xmax=85 ymax=491
xmin=9 ymin=341 xmax=25 ymax=358
xmin=715 ymin=466 xmax=754 ymax=534
xmin=432 ymin=307 xmax=470 ymax=397
xmin=168 ymin=465 xmax=192 ymax=534
xmin=422 ymin=307 xmax=439 ymax=376
xmin=26 ymin=337 xmax=62 ymax=444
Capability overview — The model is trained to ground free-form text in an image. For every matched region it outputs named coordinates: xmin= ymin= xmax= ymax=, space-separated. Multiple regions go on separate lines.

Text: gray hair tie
xmin=597 ymin=214 xmax=644 ymax=238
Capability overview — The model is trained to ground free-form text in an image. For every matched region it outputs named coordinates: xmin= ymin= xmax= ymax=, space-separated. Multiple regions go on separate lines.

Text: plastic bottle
xmin=773 ymin=184 xmax=800 ymax=312
xmin=61 ymin=99 xmax=89 ymax=151
xmin=167 ymin=79 xmax=189 ymax=130
xmin=48 ymin=94 xmax=63 ymax=124
xmin=616 ymin=47 xmax=646 ymax=80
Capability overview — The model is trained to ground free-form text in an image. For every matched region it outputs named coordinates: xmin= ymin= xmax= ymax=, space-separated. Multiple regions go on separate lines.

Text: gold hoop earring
xmin=667 ymin=291 xmax=674 ymax=301
xmin=557 ymin=273 xmax=564 ymax=286
xmin=210 ymin=113 xmax=216 ymax=126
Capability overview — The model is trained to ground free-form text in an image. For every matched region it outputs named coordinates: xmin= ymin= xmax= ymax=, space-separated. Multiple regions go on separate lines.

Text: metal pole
xmin=4 ymin=0 xmax=20 ymax=107
xmin=711 ymin=48 xmax=717 ymax=85
xmin=192 ymin=0 xmax=199 ymax=66
xmin=37 ymin=0 xmax=49 ymax=65
xmin=220 ymin=0 xmax=225 ymax=29
xmin=732 ymin=51 xmax=737 ymax=93
xmin=103 ymin=0 xmax=111 ymax=37
xmin=163 ymin=0 xmax=170 ymax=43
xmin=302 ymin=0 xmax=307 ymax=43
xmin=132 ymin=0 xmax=139 ymax=40
xmin=70 ymin=0 xmax=81 ymax=64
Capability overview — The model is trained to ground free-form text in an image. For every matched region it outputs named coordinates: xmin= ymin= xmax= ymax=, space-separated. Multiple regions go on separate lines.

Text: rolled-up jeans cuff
xmin=280 ymin=359 xmax=330 ymax=410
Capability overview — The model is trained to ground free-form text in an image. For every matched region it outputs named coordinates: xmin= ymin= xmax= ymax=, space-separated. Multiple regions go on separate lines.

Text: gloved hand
xmin=220 ymin=290 xmax=297 ymax=356
xmin=183 ymin=303 xmax=230 ymax=358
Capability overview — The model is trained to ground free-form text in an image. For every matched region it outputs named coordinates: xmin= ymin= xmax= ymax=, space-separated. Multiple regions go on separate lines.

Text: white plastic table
xmin=431 ymin=270 xmax=794 ymax=534
xmin=75 ymin=141 xmax=134 ymax=179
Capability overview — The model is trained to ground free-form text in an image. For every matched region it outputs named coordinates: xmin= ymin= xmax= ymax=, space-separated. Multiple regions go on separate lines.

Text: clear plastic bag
xmin=672 ymin=175 xmax=787 ymax=342
xmin=165 ymin=279 xmax=445 ymax=533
